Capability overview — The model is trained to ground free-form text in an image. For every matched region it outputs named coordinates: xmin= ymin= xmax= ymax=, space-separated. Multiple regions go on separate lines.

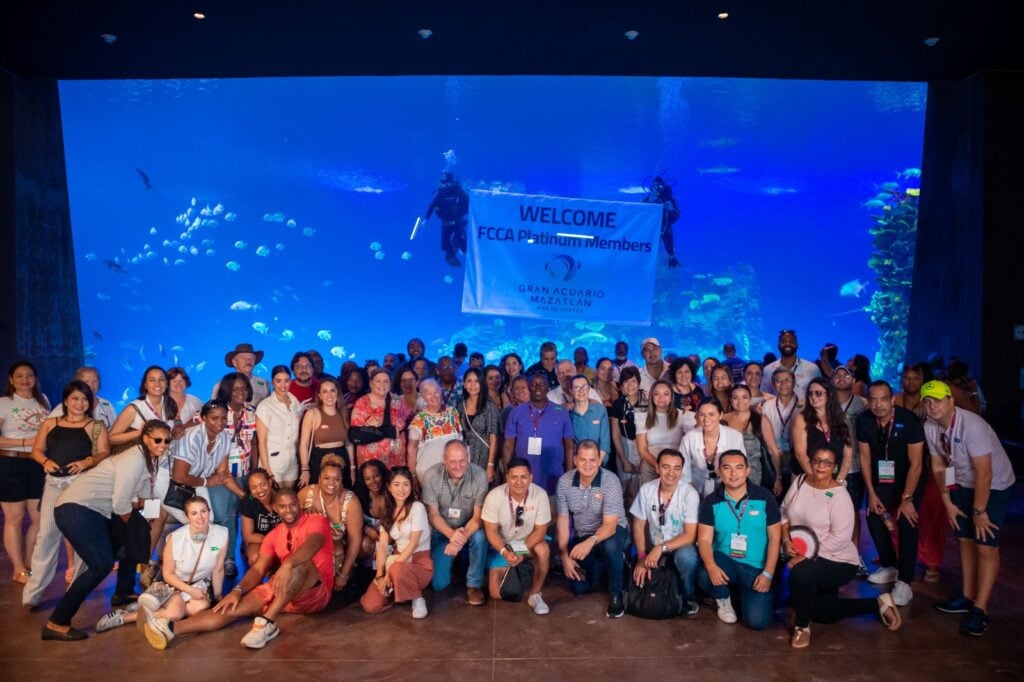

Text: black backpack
xmin=625 ymin=562 xmax=684 ymax=619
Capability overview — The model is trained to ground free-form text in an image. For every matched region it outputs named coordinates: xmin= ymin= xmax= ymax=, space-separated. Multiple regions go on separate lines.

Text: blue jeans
xmin=569 ymin=525 xmax=630 ymax=596
xmin=51 ymin=503 xmax=135 ymax=626
xmin=431 ymin=528 xmax=487 ymax=590
xmin=208 ymin=478 xmax=245 ymax=564
xmin=698 ymin=550 xmax=774 ymax=630
xmin=670 ymin=544 xmax=700 ymax=600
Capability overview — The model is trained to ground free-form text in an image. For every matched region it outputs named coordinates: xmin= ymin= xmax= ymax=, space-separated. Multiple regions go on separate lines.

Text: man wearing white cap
xmin=638 ymin=338 xmax=669 ymax=395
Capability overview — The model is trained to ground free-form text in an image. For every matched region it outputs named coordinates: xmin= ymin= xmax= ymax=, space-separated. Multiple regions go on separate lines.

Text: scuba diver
xmin=642 ymin=176 xmax=681 ymax=268
xmin=423 ymin=170 xmax=470 ymax=267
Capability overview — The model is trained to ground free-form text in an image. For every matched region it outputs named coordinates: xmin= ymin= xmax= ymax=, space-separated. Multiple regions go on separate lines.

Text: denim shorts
xmin=950 ymin=486 xmax=1011 ymax=547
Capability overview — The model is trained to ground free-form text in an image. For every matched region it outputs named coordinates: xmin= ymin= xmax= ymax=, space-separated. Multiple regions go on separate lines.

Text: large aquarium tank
xmin=59 ymin=76 xmax=926 ymax=405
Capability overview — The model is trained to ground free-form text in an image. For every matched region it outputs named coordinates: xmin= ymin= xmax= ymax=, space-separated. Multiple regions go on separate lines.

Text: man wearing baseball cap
xmin=212 ymin=343 xmax=270 ymax=404
xmin=638 ymin=338 xmax=669 ymax=394
xmin=923 ymin=380 xmax=1015 ymax=636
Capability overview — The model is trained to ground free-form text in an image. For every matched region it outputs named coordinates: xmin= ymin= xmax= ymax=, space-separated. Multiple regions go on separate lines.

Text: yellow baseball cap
xmin=920 ymin=380 xmax=952 ymax=400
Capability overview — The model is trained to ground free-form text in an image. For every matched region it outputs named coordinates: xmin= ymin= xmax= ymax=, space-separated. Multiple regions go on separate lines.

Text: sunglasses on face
xmin=808 ymin=390 xmax=827 ymax=398
xmin=150 ymin=437 xmax=173 ymax=444
xmin=515 ymin=505 xmax=525 ymax=527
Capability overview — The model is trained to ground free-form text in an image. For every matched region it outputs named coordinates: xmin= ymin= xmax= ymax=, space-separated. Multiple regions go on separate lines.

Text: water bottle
xmin=882 ymin=511 xmax=896 ymax=531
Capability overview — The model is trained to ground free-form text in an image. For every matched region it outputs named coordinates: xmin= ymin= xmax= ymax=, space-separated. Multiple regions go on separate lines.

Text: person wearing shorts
xmin=923 ymin=381 xmax=1015 ymax=636
xmin=141 ymin=487 xmax=333 ymax=650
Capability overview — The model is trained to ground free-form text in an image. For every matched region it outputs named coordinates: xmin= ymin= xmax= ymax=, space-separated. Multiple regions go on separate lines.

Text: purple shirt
xmin=505 ymin=400 xmax=574 ymax=494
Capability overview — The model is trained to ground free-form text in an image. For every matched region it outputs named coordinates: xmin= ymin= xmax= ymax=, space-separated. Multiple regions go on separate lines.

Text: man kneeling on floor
xmin=142 ymin=487 xmax=333 ymax=650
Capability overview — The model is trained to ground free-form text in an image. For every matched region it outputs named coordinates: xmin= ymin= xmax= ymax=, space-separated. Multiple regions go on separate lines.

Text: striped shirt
xmin=555 ymin=467 xmax=627 ymax=534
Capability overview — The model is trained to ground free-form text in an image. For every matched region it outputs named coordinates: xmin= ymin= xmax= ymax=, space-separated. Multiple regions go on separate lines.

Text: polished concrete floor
xmin=2 ymin=496 xmax=1023 ymax=682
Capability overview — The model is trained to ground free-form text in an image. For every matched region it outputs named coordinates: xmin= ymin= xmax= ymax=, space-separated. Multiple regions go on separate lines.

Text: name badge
xmin=704 ymin=477 xmax=716 ymax=496
xmin=447 ymin=507 xmax=462 ymax=520
xmin=143 ymin=498 xmax=161 ymax=519
xmin=944 ymin=466 xmax=956 ymax=488
xmin=527 ymin=437 xmax=543 ymax=455
xmin=729 ymin=533 xmax=747 ymax=559
xmin=509 ymin=539 xmax=529 ymax=555
xmin=878 ymin=460 xmax=895 ymax=484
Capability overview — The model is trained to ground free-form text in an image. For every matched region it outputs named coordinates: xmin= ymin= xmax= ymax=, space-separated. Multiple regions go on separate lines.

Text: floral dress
xmin=350 ymin=394 xmax=408 ymax=468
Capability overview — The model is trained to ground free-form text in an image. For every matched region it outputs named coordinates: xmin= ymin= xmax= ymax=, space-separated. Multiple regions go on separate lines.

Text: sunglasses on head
xmin=515 ymin=505 xmax=525 ymax=527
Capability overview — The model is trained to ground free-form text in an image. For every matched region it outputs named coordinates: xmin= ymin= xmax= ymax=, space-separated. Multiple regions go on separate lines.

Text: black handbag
xmin=163 ymin=482 xmax=196 ymax=511
xmin=498 ymin=559 xmax=535 ymax=602
xmin=349 ymin=394 xmax=397 ymax=445
xmin=625 ymin=562 xmax=684 ymax=619
xmin=756 ymin=435 xmax=778 ymax=491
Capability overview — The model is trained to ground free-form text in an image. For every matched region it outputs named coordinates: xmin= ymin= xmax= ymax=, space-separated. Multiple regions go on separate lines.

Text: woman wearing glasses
xmin=41 ymin=420 xmax=170 ymax=641
xmin=360 ymin=466 xmax=433 ymax=618
xmin=791 ymin=378 xmax=852 ymax=483
xmin=781 ymin=445 xmax=902 ymax=648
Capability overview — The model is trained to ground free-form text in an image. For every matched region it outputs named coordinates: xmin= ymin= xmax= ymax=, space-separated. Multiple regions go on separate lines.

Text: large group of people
xmin=0 ymin=329 xmax=1014 ymax=651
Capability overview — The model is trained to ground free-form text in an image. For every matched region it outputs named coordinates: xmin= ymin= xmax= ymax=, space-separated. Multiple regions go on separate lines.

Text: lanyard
xmin=940 ymin=411 xmax=957 ymax=462
xmin=444 ymin=468 xmax=469 ymax=503
xmin=776 ymin=397 xmax=795 ymax=429
xmin=703 ymin=431 xmax=720 ymax=468
xmin=507 ymin=488 xmax=526 ymax=538
xmin=728 ymin=495 xmax=750 ymax=531
xmin=878 ymin=416 xmax=895 ymax=461
xmin=841 ymin=394 xmax=856 ymax=415
xmin=528 ymin=403 xmax=548 ymax=434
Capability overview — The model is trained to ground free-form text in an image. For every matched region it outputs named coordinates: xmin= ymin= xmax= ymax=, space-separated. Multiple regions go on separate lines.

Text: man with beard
xmin=761 ymin=330 xmax=821 ymax=401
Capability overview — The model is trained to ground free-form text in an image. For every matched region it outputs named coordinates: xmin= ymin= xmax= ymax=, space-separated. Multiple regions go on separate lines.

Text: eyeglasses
xmin=808 ymin=390 xmax=828 ymax=398
xmin=514 ymin=505 xmax=525 ymax=527
xmin=150 ymin=437 xmax=173 ymax=444
xmin=811 ymin=458 xmax=835 ymax=467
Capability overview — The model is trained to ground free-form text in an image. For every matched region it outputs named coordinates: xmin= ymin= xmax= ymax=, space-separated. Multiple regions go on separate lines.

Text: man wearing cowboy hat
xmin=212 ymin=343 xmax=270 ymax=404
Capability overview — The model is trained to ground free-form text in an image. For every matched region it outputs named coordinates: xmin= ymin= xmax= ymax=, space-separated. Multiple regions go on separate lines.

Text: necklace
xmin=64 ymin=416 xmax=87 ymax=425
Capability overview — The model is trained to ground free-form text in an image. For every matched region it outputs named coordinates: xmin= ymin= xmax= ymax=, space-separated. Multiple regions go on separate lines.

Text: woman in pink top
xmin=781 ymin=445 xmax=902 ymax=649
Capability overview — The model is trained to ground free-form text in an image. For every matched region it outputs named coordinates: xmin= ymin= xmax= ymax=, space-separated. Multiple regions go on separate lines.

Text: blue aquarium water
xmin=58 ymin=76 xmax=926 ymax=406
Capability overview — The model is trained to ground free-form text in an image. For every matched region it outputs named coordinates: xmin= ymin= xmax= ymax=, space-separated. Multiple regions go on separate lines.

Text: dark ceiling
xmin=0 ymin=1 xmax=1017 ymax=82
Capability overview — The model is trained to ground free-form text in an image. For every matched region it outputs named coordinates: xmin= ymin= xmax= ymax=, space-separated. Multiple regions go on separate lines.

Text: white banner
xmin=462 ymin=191 xmax=661 ymax=324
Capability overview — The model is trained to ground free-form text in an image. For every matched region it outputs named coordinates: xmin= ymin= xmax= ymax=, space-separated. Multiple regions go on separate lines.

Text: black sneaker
xmin=607 ymin=593 xmax=625 ymax=618
xmin=934 ymin=594 xmax=974 ymax=614
xmin=960 ymin=607 xmax=988 ymax=636
xmin=111 ymin=593 xmax=139 ymax=608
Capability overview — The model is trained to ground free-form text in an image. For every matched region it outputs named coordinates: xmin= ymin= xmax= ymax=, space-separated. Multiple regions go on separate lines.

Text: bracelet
xmin=487 ymin=463 xmax=495 ymax=468
xmin=761 ymin=570 xmax=774 ymax=579
xmin=637 ymin=551 xmax=647 ymax=560
xmin=232 ymin=585 xmax=243 ymax=593
xmin=302 ymin=467 xmax=310 ymax=471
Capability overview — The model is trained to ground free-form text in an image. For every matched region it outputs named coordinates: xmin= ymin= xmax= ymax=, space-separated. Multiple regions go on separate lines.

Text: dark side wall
xmin=908 ymin=72 xmax=1024 ymax=441
xmin=0 ymin=71 xmax=82 ymax=404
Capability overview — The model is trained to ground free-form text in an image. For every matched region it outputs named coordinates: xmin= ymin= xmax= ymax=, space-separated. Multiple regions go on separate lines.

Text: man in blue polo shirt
xmin=503 ymin=371 xmax=575 ymax=495
xmin=556 ymin=439 xmax=629 ymax=618
xmin=697 ymin=449 xmax=781 ymax=629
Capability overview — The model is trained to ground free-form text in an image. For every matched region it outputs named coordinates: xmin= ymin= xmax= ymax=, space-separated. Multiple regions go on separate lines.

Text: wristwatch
xmin=660 ymin=543 xmax=668 ymax=554
xmin=973 ymin=508 xmax=987 ymax=516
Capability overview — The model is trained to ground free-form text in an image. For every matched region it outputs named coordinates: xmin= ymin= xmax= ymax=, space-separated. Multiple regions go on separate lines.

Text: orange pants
xmin=360 ymin=550 xmax=433 ymax=614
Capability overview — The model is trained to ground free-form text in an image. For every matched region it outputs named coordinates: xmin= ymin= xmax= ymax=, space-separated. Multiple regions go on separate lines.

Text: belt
xmin=0 ymin=449 xmax=33 ymax=458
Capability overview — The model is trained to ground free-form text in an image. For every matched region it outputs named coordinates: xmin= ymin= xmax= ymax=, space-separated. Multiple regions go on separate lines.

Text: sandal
xmin=12 ymin=570 xmax=30 ymax=585
xmin=877 ymin=593 xmax=902 ymax=631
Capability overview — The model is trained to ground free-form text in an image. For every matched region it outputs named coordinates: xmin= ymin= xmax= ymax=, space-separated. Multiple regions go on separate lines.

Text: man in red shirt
xmin=289 ymin=352 xmax=321 ymax=407
xmin=141 ymin=488 xmax=333 ymax=650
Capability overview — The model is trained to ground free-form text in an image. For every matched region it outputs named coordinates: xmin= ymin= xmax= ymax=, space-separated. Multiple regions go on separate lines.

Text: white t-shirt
xmin=629 ymin=478 xmax=700 ymax=545
xmin=124 ymin=398 xmax=173 ymax=430
xmin=924 ymin=408 xmax=1016 ymax=490
xmin=176 ymin=394 xmax=204 ymax=425
xmin=0 ymin=395 xmax=50 ymax=451
xmin=761 ymin=395 xmax=801 ymax=452
xmin=389 ymin=501 xmax=431 ymax=553
xmin=638 ymin=362 xmax=669 ymax=395
xmin=680 ymin=425 xmax=747 ymax=495
xmin=170 ymin=523 xmax=228 ymax=592
xmin=634 ymin=410 xmax=692 ymax=455
xmin=761 ymin=357 xmax=821 ymax=400
xmin=482 ymin=482 xmax=552 ymax=543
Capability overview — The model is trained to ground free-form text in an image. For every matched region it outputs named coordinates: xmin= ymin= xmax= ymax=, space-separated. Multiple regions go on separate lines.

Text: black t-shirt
xmin=855 ymin=406 xmax=925 ymax=488
xmin=524 ymin=362 xmax=558 ymax=389
xmin=608 ymin=394 xmax=648 ymax=440
xmin=238 ymin=496 xmax=281 ymax=535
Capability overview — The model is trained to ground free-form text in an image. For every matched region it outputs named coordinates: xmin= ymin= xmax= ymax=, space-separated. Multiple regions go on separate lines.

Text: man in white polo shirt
xmin=761 ymin=330 xmax=820 ymax=400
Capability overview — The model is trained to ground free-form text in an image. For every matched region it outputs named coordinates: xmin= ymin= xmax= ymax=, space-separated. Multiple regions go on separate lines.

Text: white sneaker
xmin=96 ymin=609 xmax=125 ymax=633
xmin=241 ymin=616 xmax=280 ymax=649
xmin=528 ymin=593 xmax=550 ymax=615
xmin=142 ymin=612 xmax=174 ymax=650
xmin=867 ymin=567 xmax=898 ymax=584
xmin=138 ymin=581 xmax=174 ymax=612
xmin=411 ymin=597 xmax=428 ymax=619
xmin=892 ymin=580 xmax=913 ymax=606
xmin=715 ymin=597 xmax=738 ymax=624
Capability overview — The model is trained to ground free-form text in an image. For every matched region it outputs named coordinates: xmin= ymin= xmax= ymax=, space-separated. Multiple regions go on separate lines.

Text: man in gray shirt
xmin=556 ymin=439 xmax=629 ymax=618
xmin=422 ymin=440 xmax=489 ymax=605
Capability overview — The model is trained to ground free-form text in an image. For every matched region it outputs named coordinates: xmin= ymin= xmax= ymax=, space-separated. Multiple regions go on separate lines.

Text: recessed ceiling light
xmin=418 ymin=29 xmax=433 ymax=39
xmin=718 ymin=12 xmax=729 ymax=19
xmin=923 ymin=37 xmax=940 ymax=47
xmin=624 ymin=30 xmax=639 ymax=41
xmin=194 ymin=12 xmax=206 ymax=20
xmin=100 ymin=33 xmax=117 ymax=44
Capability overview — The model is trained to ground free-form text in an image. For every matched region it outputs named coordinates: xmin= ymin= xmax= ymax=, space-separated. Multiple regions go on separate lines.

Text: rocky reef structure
xmin=866 ymin=181 xmax=919 ymax=381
